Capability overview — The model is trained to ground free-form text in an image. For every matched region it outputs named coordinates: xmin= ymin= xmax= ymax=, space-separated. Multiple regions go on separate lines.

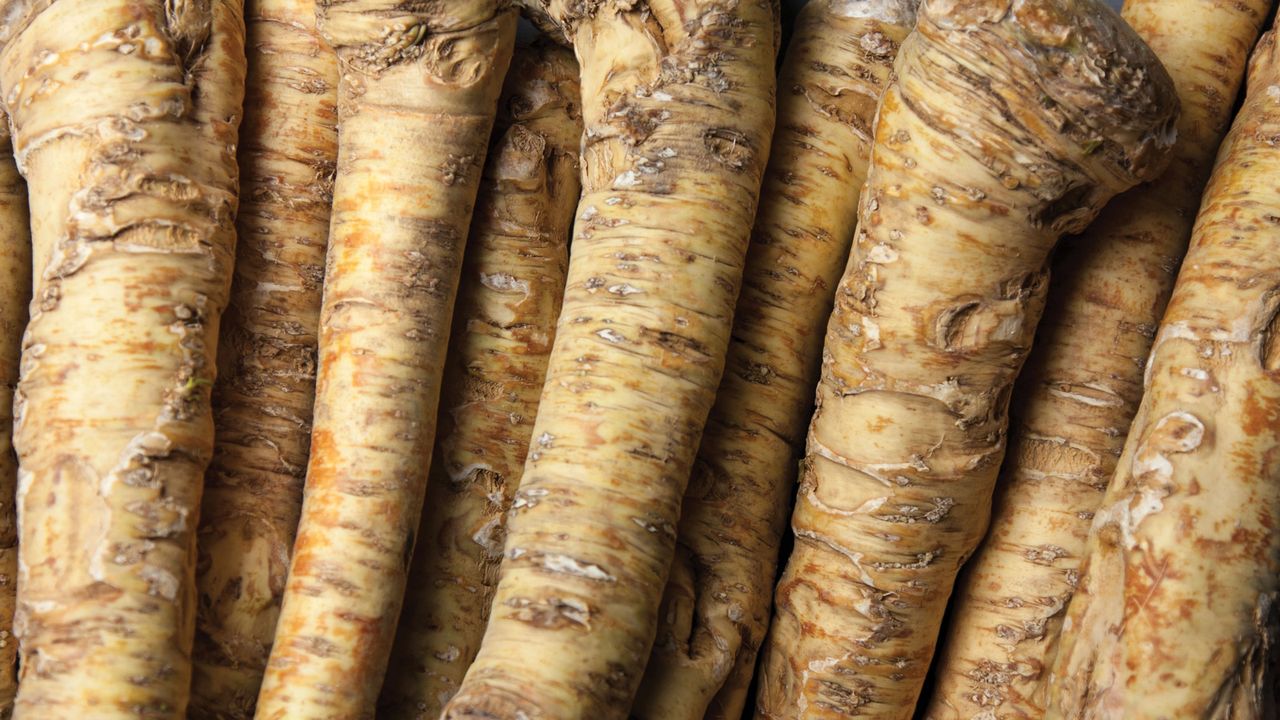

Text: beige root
xmin=440 ymin=2 xmax=778 ymax=718
xmin=924 ymin=1 xmax=1271 ymax=717
xmin=0 ymin=1 xmax=246 ymax=716
xmin=631 ymin=2 xmax=916 ymax=718
xmin=189 ymin=0 xmax=339 ymax=716
xmin=1047 ymin=19 xmax=1280 ymax=720
xmin=378 ymin=40 xmax=581 ymax=720
xmin=253 ymin=2 xmax=515 ymax=718
xmin=757 ymin=0 xmax=1178 ymax=716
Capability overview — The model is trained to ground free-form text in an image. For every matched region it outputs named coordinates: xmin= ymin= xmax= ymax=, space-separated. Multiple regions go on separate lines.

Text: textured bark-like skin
xmin=189 ymin=0 xmax=338 ymax=716
xmin=439 ymin=2 xmax=777 ymax=719
xmin=755 ymin=1 xmax=1179 ymax=717
xmin=0 ymin=111 xmax=28 ymax=719
xmin=631 ymin=3 xmax=914 ymax=719
xmin=924 ymin=2 xmax=1270 ymax=718
xmin=1046 ymin=24 xmax=1280 ymax=720
xmin=0 ymin=1 xmax=245 ymax=716
xmin=252 ymin=3 xmax=515 ymax=718
xmin=377 ymin=42 xmax=581 ymax=720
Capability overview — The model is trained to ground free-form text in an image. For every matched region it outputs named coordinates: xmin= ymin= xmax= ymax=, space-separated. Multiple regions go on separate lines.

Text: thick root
xmin=757 ymin=0 xmax=1178 ymax=717
xmin=253 ymin=2 xmax=516 ymax=718
xmin=377 ymin=41 xmax=581 ymax=720
xmin=1047 ymin=21 xmax=1280 ymax=720
xmin=923 ymin=1 xmax=1270 ymax=717
xmin=0 ymin=1 xmax=246 ymax=716
xmin=188 ymin=0 xmax=339 ymax=716
xmin=441 ymin=2 xmax=778 ymax=719
xmin=632 ymin=2 xmax=917 ymax=719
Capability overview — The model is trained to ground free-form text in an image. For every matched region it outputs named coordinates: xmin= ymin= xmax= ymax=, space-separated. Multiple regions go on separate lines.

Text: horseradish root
xmin=189 ymin=0 xmax=338 ymax=715
xmin=1048 ymin=19 xmax=1280 ymax=720
xmin=632 ymin=2 xmax=916 ymax=718
xmin=378 ymin=41 xmax=581 ymax=720
xmin=253 ymin=2 xmax=515 ymax=718
xmin=441 ymin=2 xmax=778 ymax=718
xmin=924 ymin=1 xmax=1270 ymax=716
xmin=0 ymin=1 xmax=246 ymax=715
xmin=757 ymin=0 xmax=1178 ymax=716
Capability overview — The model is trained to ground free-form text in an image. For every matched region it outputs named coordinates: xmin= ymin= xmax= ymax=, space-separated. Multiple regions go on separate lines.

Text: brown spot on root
xmin=1241 ymin=386 xmax=1280 ymax=437
xmin=812 ymin=677 xmax=874 ymax=714
xmin=1260 ymin=293 xmax=1280 ymax=372
xmin=704 ymin=128 xmax=753 ymax=170
xmin=505 ymin=595 xmax=592 ymax=630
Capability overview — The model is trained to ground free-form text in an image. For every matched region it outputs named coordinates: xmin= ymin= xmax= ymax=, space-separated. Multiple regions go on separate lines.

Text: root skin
xmin=756 ymin=1 xmax=1179 ymax=717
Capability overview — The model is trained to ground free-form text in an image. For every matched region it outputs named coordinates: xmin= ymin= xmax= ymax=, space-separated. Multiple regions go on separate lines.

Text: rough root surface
xmin=757 ymin=0 xmax=1178 ymax=717
xmin=1047 ymin=22 xmax=1280 ymax=720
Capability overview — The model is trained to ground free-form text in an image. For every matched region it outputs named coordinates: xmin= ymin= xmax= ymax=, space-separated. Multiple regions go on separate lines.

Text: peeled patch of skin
xmin=1047 ymin=24 xmax=1280 ymax=720
xmin=0 ymin=110 xmax=29 ymax=718
xmin=188 ymin=0 xmax=338 ymax=716
xmin=377 ymin=41 xmax=582 ymax=720
xmin=756 ymin=0 xmax=1179 ymax=717
xmin=629 ymin=2 xmax=916 ymax=719
xmin=923 ymin=1 xmax=1270 ymax=717
xmin=439 ymin=2 xmax=778 ymax=719
xmin=251 ymin=2 xmax=515 ymax=719
xmin=0 ymin=1 xmax=246 ymax=717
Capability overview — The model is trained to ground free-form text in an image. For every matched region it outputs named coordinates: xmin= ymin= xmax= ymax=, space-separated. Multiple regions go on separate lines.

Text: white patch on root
xmin=141 ymin=564 xmax=180 ymax=600
xmin=829 ymin=0 xmax=917 ymax=25
xmin=1179 ymin=367 xmax=1210 ymax=381
xmin=480 ymin=272 xmax=530 ymax=296
xmin=612 ymin=170 xmax=641 ymax=188
xmin=861 ymin=316 xmax=882 ymax=349
xmin=13 ymin=467 xmax=32 ymax=583
xmin=1096 ymin=411 xmax=1205 ymax=548
xmin=607 ymin=283 xmax=641 ymax=296
xmin=526 ymin=552 xmax=616 ymax=582
xmin=253 ymin=280 xmax=301 ymax=295
xmin=471 ymin=516 xmax=504 ymax=559
xmin=865 ymin=244 xmax=898 ymax=264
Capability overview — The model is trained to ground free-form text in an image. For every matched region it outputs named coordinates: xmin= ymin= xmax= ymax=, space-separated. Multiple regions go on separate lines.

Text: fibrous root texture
xmin=252 ymin=1 xmax=515 ymax=718
xmin=189 ymin=0 xmax=338 ymax=716
xmin=924 ymin=0 xmax=1271 ymax=717
xmin=377 ymin=40 xmax=581 ymax=720
xmin=757 ymin=0 xmax=1178 ymax=717
xmin=1047 ymin=20 xmax=1280 ymax=720
xmin=440 ymin=1 xmax=778 ymax=719
xmin=0 ymin=0 xmax=246 ymax=716
xmin=631 ymin=1 xmax=916 ymax=719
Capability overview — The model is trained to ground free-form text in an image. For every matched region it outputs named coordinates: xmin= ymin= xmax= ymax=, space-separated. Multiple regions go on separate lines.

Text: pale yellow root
xmin=377 ymin=41 xmax=581 ymax=720
xmin=252 ymin=3 xmax=516 ymax=718
xmin=189 ymin=0 xmax=338 ymax=716
xmin=1046 ymin=21 xmax=1280 ymax=720
xmin=631 ymin=2 xmax=916 ymax=719
xmin=923 ymin=1 xmax=1270 ymax=718
xmin=755 ymin=0 xmax=1179 ymax=717
xmin=0 ymin=111 xmax=29 ymax=719
xmin=439 ymin=2 xmax=778 ymax=719
xmin=0 ymin=1 xmax=246 ymax=717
